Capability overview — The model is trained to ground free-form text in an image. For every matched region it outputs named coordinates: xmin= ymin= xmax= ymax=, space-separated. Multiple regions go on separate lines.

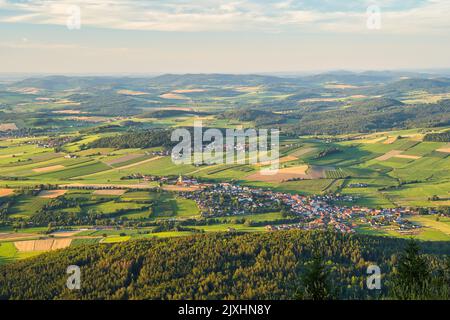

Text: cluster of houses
xmin=31 ymin=136 xmax=75 ymax=149
xmin=182 ymin=183 xmax=281 ymax=217
xmin=179 ymin=182 xmax=420 ymax=234
xmin=348 ymin=183 xmax=369 ymax=188
xmin=148 ymin=150 xmax=170 ymax=156
xmin=120 ymin=173 xmax=200 ymax=186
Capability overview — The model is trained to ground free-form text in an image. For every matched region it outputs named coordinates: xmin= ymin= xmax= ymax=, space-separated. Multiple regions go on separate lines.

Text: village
xmin=54 ymin=173 xmax=422 ymax=235
xmin=177 ymin=181 xmax=421 ymax=234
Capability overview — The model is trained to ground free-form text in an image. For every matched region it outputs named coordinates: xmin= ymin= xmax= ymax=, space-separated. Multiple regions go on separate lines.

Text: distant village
xmin=177 ymin=181 xmax=421 ymax=234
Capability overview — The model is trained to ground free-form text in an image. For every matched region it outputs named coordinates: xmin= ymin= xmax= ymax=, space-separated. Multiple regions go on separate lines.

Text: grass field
xmin=409 ymin=215 xmax=450 ymax=236
xmin=0 ymin=242 xmax=43 ymax=265
xmin=150 ymin=193 xmax=199 ymax=219
xmin=9 ymin=195 xmax=49 ymax=219
xmin=0 ymin=127 xmax=448 ymax=209
xmin=355 ymin=214 xmax=450 ymax=241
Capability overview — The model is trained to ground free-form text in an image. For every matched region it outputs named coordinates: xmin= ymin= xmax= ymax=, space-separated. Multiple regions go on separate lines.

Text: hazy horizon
xmin=2 ymin=68 xmax=450 ymax=79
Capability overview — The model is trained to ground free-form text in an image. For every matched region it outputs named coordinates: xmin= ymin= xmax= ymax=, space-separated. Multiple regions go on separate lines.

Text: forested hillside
xmin=0 ymin=231 xmax=448 ymax=300
xmin=424 ymin=130 xmax=450 ymax=142
xmin=287 ymin=99 xmax=450 ymax=135
xmin=88 ymin=129 xmax=173 ymax=149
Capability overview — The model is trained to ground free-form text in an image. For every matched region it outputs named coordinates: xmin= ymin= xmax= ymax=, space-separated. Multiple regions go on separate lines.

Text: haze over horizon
xmin=1 ymin=0 xmax=450 ymax=74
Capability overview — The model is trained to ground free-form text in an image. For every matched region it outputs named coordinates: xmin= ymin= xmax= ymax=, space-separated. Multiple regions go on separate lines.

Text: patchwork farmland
xmin=1 ymin=73 xmax=450 ymax=272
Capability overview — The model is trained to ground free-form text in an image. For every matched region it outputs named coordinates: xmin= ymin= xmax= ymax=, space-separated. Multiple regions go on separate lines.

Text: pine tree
xmin=390 ymin=240 xmax=431 ymax=299
xmin=297 ymin=255 xmax=334 ymax=300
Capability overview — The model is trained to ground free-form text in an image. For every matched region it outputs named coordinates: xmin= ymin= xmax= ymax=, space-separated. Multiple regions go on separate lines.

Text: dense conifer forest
xmin=0 ymin=231 xmax=448 ymax=300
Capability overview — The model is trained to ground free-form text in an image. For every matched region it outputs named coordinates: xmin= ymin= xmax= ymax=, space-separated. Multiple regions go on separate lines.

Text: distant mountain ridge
xmin=11 ymin=71 xmax=446 ymax=91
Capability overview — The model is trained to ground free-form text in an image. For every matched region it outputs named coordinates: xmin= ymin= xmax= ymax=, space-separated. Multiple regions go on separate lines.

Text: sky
xmin=0 ymin=0 xmax=449 ymax=74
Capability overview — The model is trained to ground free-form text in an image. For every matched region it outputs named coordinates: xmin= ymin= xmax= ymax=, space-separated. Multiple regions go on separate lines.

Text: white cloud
xmin=0 ymin=0 xmax=448 ymax=34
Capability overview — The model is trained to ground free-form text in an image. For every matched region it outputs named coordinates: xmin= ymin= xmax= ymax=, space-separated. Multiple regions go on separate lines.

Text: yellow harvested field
xmin=235 ymin=86 xmax=260 ymax=93
xmin=38 ymin=190 xmax=67 ymax=198
xmin=55 ymin=99 xmax=79 ymax=105
xmin=93 ymin=189 xmax=126 ymax=195
xmin=153 ymin=106 xmax=194 ymax=111
xmin=359 ymin=137 xmax=386 ymax=144
xmin=14 ymin=241 xmax=35 ymax=252
xmin=276 ymin=165 xmax=309 ymax=174
xmin=51 ymin=238 xmax=72 ymax=250
xmin=0 ymin=233 xmax=39 ymax=241
xmin=436 ymin=145 xmax=450 ymax=153
xmin=52 ymin=109 xmax=85 ymax=114
xmin=15 ymin=238 xmax=72 ymax=252
xmin=117 ymin=89 xmax=149 ymax=95
xmin=160 ymin=93 xmax=188 ymax=100
xmin=393 ymin=154 xmax=421 ymax=160
xmin=14 ymin=87 xmax=40 ymax=94
xmin=51 ymin=231 xmax=82 ymax=237
xmin=0 ymin=188 xmax=15 ymax=197
xmin=162 ymin=185 xmax=202 ymax=192
xmin=33 ymin=239 xmax=55 ymax=251
xmin=383 ymin=136 xmax=397 ymax=144
xmin=324 ymin=83 xmax=359 ymax=89
xmin=255 ymin=155 xmax=298 ymax=167
xmin=0 ymin=123 xmax=18 ymax=131
xmin=246 ymin=165 xmax=309 ymax=183
xmin=376 ymin=150 xmax=402 ymax=161
xmin=172 ymin=89 xmax=206 ymax=93
xmin=402 ymin=134 xmax=424 ymax=141
xmin=33 ymin=165 xmax=65 ymax=173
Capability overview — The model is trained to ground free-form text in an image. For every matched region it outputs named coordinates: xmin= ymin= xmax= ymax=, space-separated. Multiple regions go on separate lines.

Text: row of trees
xmin=424 ymin=131 xmax=450 ymax=142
